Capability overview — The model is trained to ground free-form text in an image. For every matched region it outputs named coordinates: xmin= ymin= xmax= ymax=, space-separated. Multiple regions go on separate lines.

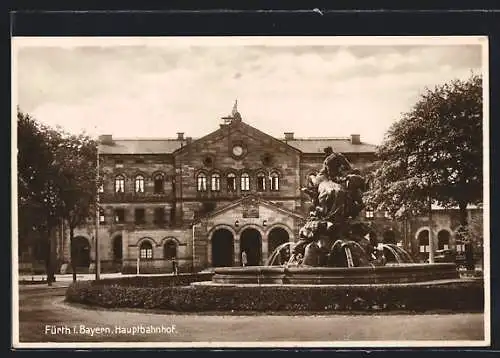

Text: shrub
xmin=88 ymin=273 xmax=213 ymax=288
xmin=66 ymin=278 xmax=484 ymax=313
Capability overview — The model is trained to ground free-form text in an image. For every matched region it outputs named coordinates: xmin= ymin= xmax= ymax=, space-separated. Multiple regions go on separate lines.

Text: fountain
xmin=210 ymin=147 xmax=460 ymax=286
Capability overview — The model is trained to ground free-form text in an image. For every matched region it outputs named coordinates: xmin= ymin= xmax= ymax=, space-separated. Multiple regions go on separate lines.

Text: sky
xmin=14 ymin=37 xmax=485 ymax=145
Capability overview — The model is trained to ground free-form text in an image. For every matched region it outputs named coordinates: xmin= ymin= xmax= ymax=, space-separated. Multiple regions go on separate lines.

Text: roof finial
xmin=231 ymin=99 xmax=238 ymax=117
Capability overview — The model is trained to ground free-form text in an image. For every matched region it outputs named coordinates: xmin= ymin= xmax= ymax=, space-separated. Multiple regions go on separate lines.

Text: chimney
xmin=177 ymin=132 xmax=184 ymax=140
xmin=284 ymin=132 xmax=294 ymax=141
xmin=99 ymin=134 xmax=113 ymax=145
xmin=350 ymin=134 xmax=361 ymax=145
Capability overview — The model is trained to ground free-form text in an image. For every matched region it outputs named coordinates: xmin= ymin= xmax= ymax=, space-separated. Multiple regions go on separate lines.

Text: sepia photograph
xmin=11 ymin=36 xmax=489 ymax=348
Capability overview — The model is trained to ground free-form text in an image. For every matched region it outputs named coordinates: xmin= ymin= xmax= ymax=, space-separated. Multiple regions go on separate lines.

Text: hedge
xmin=87 ymin=273 xmax=214 ymax=288
xmin=66 ymin=279 xmax=484 ymax=312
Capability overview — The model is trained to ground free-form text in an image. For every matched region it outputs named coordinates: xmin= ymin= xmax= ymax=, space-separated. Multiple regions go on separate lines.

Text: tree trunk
xmin=428 ymin=195 xmax=435 ymax=264
xmin=459 ymin=201 xmax=468 ymax=227
xmin=70 ymin=227 xmax=76 ymax=282
xmin=45 ymin=227 xmax=56 ymax=286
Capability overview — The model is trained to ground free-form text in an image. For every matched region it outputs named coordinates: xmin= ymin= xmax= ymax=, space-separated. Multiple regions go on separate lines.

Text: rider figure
xmin=319 ymin=146 xmax=353 ymax=184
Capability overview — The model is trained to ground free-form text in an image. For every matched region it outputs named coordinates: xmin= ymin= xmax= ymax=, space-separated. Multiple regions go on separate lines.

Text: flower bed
xmin=66 ymin=277 xmax=484 ymax=313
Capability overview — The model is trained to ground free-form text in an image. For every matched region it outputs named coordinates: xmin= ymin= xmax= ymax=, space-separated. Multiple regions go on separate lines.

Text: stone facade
xmin=18 ymin=110 xmax=484 ymax=274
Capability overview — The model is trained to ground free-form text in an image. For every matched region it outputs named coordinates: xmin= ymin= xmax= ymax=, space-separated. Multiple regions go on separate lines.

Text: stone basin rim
xmin=213 ymin=263 xmax=458 ymax=274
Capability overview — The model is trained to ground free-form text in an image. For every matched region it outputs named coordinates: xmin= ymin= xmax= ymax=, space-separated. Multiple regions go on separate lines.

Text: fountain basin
xmin=212 ymin=263 xmax=459 ymax=285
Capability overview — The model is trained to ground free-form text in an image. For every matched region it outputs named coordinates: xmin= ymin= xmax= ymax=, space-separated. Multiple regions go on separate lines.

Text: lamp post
xmin=95 ymin=139 xmax=101 ymax=280
xmin=192 ymin=223 xmax=201 ymax=272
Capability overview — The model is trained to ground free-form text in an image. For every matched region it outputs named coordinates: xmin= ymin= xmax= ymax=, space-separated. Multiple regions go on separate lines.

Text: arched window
xmin=115 ymin=175 xmax=125 ymax=193
xmin=139 ymin=241 xmax=153 ymax=260
xmin=365 ymin=207 xmax=374 ymax=219
xmin=241 ymin=172 xmax=250 ymax=191
xmin=211 ymin=173 xmax=221 ymax=192
xmin=135 ymin=175 xmax=145 ymax=193
xmin=227 ymin=173 xmax=236 ymax=192
xmin=153 ymin=174 xmax=164 ymax=193
xmin=197 ymin=173 xmax=207 ymax=192
xmin=257 ymin=172 xmax=266 ymax=191
xmin=164 ymin=240 xmax=178 ymax=259
xmin=270 ymin=172 xmax=279 ymax=191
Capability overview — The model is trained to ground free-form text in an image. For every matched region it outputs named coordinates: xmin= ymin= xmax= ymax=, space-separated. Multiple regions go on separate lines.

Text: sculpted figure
xmin=292 ymin=146 xmax=371 ymax=267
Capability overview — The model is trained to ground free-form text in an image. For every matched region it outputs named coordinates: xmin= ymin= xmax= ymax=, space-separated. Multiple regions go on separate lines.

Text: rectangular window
xmin=227 ymin=176 xmax=236 ymax=192
xmin=99 ymin=209 xmax=105 ymax=224
xmin=211 ymin=175 xmax=221 ymax=192
xmin=115 ymin=159 xmax=124 ymax=168
xmin=257 ymin=176 xmax=266 ymax=191
xmin=241 ymin=174 xmax=250 ymax=191
xmin=154 ymin=207 xmax=165 ymax=225
xmin=154 ymin=177 xmax=164 ymax=193
xmin=114 ymin=209 xmax=125 ymax=224
xmin=365 ymin=210 xmax=374 ymax=219
xmin=115 ymin=177 xmax=125 ymax=193
xmin=197 ymin=175 xmax=207 ymax=192
xmin=270 ymin=175 xmax=279 ymax=191
xmin=135 ymin=208 xmax=145 ymax=224
xmin=419 ymin=245 xmax=430 ymax=253
xmin=140 ymin=246 xmax=153 ymax=259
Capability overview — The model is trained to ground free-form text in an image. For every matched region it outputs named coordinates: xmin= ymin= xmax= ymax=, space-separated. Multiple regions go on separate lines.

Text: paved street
xmin=16 ymin=285 xmax=486 ymax=346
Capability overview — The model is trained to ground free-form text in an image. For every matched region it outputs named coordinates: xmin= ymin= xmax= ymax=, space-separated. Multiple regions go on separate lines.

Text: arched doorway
xmin=268 ymin=227 xmax=289 ymax=256
xmin=383 ymin=229 xmax=397 ymax=244
xmin=71 ymin=236 xmax=91 ymax=268
xmin=112 ymin=235 xmax=123 ymax=263
xmin=211 ymin=228 xmax=234 ymax=267
xmin=240 ymin=228 xmax=262 ymax=266
xmin=438 ymin=230 xmax=450 ymax=250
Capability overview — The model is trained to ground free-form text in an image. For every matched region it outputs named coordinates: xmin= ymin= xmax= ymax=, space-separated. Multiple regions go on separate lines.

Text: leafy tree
xmin=18 ymin=109 xmax=99 ymax=283
xmin=17 ymin=109 xmax=65 ymax=284
xmin=55 ymin=133 xmax=98 ymax=282
xmin=364 ymin=75 xmax=483 ymax=261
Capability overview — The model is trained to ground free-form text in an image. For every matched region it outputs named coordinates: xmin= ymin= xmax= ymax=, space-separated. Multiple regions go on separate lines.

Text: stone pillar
xmin=234 ymin=233 xmax=240 ymax=266
xmin=261 ymin=231 xmax=268 ymax=264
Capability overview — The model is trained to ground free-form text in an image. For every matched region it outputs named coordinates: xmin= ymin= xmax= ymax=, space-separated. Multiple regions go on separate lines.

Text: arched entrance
xmin=240 ymin=228 xmax=262 ymax=266
xmin=268 ymin=227 xmax=290 ymax=256
xmin=438 ymin=230 xmax=450 ymax=250
xmin=112 ymin=235 xmax=123 ymax=263
xmin=211 ymin=228 xmax=234 ymax=267
xmin=383 ymin=229 xmax=397 ymax=244
xmin=71 ymin=236 xmax=91 ymax=268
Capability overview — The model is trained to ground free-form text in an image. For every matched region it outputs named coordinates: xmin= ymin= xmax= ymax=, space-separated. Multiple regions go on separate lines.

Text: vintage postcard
xmin=12 ymin=36 xmax=490 ymax=348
